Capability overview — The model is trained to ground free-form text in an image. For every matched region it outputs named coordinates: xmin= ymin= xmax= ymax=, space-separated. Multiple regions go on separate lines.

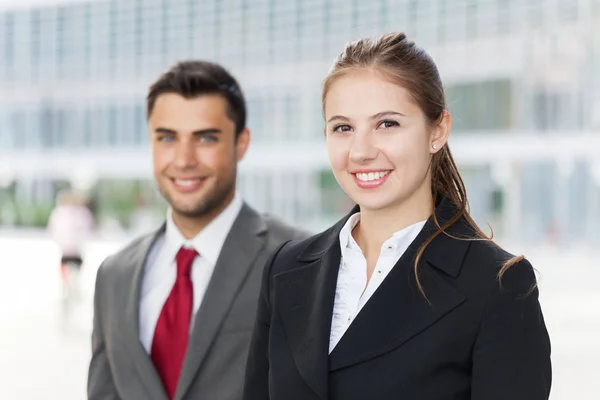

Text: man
xmin=88 ymin=61 xmax=308 ymax=400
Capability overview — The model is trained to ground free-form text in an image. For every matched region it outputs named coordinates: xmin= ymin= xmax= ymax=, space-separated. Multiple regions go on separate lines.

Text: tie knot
xmin=175 ymin=247 xmax=197 ymax=277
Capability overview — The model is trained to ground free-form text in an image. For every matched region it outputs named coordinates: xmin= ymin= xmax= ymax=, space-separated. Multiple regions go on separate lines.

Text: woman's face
xmin=324 ymin=70 xmax=448 ymax=213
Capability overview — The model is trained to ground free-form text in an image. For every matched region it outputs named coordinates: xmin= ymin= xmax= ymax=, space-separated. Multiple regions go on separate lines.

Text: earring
xmin=432 ymin=144 xmax=438 ymax=150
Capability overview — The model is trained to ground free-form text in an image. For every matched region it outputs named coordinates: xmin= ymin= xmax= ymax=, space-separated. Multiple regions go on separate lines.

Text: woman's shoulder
xmin=268 ymin=228 xmax=335 ymax=276
xmin=463 ymin=238 xmax=537 ymax=294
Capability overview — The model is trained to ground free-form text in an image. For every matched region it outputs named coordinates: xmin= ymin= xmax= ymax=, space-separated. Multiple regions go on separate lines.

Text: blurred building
xmin=1 ymin=0 xmax=600 ymax=244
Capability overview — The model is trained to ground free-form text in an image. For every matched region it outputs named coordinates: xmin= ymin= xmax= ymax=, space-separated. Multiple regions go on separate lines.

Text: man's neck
xmin=171 ymin=193 xmax=236 ymax=240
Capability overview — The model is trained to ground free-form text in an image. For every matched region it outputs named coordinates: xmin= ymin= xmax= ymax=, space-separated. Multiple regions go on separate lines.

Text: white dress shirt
xmin=329 ymin=213 xmax=427 ymax=353
xmin=138 ymin=192 xmax=243 ymax=353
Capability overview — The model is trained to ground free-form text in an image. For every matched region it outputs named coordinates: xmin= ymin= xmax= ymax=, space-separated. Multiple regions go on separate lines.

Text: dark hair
xmin=147 ymin=60 xmax=247 ymax=136
xmin=322 ymin=32 xmax=523 ymax=296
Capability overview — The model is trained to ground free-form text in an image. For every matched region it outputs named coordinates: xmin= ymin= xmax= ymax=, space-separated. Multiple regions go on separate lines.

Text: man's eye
xmin=199 ymin=135 xmax=217 ymax=142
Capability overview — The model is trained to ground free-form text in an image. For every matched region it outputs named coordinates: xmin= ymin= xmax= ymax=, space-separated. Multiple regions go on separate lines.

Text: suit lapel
xmin=273 ymin=217 xmax=348 ymax=400
xmin=328 ymin=198 xmax=473 ymax=370
xmin=175 ymin=204 xmax=267 ymax=400
xmin=122 ymin=226 xmax=169 ymax=400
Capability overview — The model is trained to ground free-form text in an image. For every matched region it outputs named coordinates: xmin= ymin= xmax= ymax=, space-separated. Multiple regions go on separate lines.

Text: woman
xmin=244 ymin=33 xmax=551 ymax=399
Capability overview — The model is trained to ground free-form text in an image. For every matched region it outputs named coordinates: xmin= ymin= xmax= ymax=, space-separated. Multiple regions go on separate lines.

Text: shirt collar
xmin=164 ymin=191 xmax=244 ymax=266
xmin=338 ymin=212 xmax=427 ymax=259
xmin=338 ymin=212 xmax=361 ymax=255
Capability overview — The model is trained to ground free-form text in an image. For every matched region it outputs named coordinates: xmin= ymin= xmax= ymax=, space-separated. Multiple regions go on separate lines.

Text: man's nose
xmin=173 ymin=140 xmax=198 ymax=168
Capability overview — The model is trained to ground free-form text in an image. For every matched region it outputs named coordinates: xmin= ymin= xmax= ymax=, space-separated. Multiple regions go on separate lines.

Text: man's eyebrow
xmin=153 ymin=127 xmax=222 ymax=135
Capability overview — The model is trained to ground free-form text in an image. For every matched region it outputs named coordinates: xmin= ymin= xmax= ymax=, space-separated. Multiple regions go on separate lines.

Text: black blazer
xmin=244 ymin=197 xmax=551 ymax=400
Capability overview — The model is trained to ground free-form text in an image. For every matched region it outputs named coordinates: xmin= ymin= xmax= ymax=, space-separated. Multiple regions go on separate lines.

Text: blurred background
xmin=0 ymin=0 xmax=598 ymax=398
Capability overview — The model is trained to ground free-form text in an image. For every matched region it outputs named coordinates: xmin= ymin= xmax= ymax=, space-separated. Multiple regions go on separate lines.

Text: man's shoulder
xmin=98 ymin=230 xmax=160 ymax=278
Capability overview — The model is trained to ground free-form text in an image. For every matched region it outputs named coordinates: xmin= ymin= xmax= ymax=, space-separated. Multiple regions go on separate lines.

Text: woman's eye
xmin=333 ymin=124 xmax=352 ymax=133
xmin=378 ymin=120 xmax=399 ymax=129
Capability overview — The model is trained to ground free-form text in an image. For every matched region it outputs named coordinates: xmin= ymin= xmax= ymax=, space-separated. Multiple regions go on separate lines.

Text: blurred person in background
xmin=244 ymin=33 xmax=551 ymax=400
xmin=88 ymin=61 xmax=309 ymax=400
xmin=47 ymin=190 xmax=95 ymax=295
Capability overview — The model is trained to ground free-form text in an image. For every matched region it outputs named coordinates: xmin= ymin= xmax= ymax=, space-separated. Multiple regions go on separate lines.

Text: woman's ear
xmin=430 ymin=110 xmax=451 ymax=153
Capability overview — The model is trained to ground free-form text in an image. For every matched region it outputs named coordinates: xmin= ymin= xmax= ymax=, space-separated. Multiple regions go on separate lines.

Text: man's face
xmin=148 ymin=93 xmax=249 ymax=220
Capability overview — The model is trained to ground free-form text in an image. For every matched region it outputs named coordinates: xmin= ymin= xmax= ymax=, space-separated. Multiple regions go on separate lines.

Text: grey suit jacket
xmin=88 ymin=203 xmax=309 ymax=400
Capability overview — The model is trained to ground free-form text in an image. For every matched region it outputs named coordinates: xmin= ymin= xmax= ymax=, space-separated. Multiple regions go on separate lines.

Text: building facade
xmin=1 ymin=0 xmax=599 ymax=245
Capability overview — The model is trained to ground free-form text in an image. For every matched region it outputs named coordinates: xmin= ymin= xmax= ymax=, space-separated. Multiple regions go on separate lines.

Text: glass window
xmin=382 ymin=0 xmax=410 ymax=34
xmin=497 ymin=0 xmax=511 ymax=34
xmin=446 ymin=79 xmax=513 ymax=132
xmin=27 ymin=107 xmax=41 ymax=149
xmin=11 ymin=110 xmax=26 ymax=149
xmin=114 ymin=1 xmax=136 ymax=78
xmin=271 ymin=0 xmax=299 ymax=64
xmin=438 ymin=0 xmax=448 ymax=43
xmin=217 ymin=0 xmax=244 ymax=66
xmin=89 ymin=1 xmax=111 ymax=80
xmin=526 ymin=0 xmax=545 ymax=29
xmin=108 ymin=1 xmax=118 ymax=77
xmin=134 ymin=103 xmax=147 ymax=145
xmin=54 ymin=107 xmax=67 ymax=148
xmin=64 ymin=5 xmax=87 ymax=81
xmin=56 ymin=7 xmax=67 ymax=77
xmin=38 ymin=8 xmax=57 ymax=83
xmin=139 ymin=0 xmax=164 ymax=72
xmin=593 ymin=0 xmax=600 ymax=16
xmin=83 ymin=105 xmax=93 ymax=147
xmin=109 ymin=104 xmax=118 ymax=145
xmin=11 ymin=11 xmax=32 ymax=83
xmin=246 ymin=93 xmax=266 ymax=141
xmin=3 ymin=12 xmax=15 ymax=79
xmin=243 ymin=0 xmax=269 ymax=66
xmin=83 ymin=3 xmax=92 ymax=78
xmin=120 ymin=103 xmax=136 ymax=146
xmin=62 ymin=106 xmax=79 ymax=148
xmin=90 ymin=103 xmax=109 ymax=147
xmin=466 ymin=0 xmax=478 ymax=39
xmin=0 ymin=108 xmax=13 ymax=150
xmin=558 ymin=0 xmax=578 ymax=22
xmin=415 ymin=0 xmax=436 ymax=43
xmin=40 ymin=102 xmax=54 ymax=148
xmin=438 ymin=0 xmax=468 ymax=43
xmin=164 ymin=0 xmax=189 ymax=61
xmin=324 ymin=0 xmax=355 ymax=46
xmin=191 ymin=0 xmax=217 ymax=60
xmin=30 ymin=10 xmax=41 ymax=79
xmin=356 ymin=0 xmax=382 ymax=37
xmin=475 ymin=0 xmax=497 ymax=38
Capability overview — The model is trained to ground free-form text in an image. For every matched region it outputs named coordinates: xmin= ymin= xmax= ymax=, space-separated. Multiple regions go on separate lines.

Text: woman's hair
xmin=322 ymin=32 xmax=523 ymax=297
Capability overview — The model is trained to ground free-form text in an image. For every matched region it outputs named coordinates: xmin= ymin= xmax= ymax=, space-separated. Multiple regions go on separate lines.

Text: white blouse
xmin=329 ymin=213 xmax=427 ymax=353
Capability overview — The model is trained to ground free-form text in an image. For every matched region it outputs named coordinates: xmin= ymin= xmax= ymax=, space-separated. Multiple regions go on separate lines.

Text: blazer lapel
xmin=328 ymin=198 xmax=472 ymax=371
xmin=175 ymin=204 xmax=267 ymax=400
xmin=273 ymin=216 xmax=349 ymax=400
xmin=122 ymin=226 xmax=169 ymax=400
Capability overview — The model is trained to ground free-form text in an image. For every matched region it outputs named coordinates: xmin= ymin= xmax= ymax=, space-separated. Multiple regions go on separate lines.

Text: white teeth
xmin=355 ymin=171 xmax=390 ymax=182
xmin=175 ymin=179 xmax=199 ymax=186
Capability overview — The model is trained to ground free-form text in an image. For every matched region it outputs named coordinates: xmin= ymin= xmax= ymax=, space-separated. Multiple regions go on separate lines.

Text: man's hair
xmin=147 ymin=60 xmax=247 ymax=136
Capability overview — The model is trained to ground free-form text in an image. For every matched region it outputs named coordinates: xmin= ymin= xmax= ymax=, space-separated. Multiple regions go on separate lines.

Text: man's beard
xmin=159 ymin=176 xmax=235 ymax=219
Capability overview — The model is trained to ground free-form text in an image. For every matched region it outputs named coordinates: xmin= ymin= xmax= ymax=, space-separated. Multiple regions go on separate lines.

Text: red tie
xmin=151 ymin=247 xmax=197 ymax=399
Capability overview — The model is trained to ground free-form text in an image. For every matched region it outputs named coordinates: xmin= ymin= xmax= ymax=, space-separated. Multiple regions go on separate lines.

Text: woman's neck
xmin=352 ymin=191 xmax=433 ymax=258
